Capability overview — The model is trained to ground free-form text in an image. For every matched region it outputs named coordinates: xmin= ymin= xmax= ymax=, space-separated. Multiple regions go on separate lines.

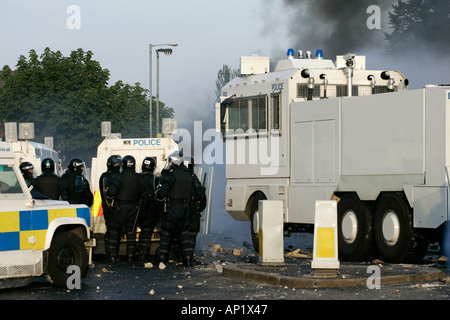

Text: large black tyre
xmin=373 ymin=193 xmax=429 ymax=263
xmin=250 ymin=192 xmax=267 ymax=253
xmin=337 ymin=193 xmax=374 ymax=261
xmin=46 ymin=231 xmax=88 ymax=287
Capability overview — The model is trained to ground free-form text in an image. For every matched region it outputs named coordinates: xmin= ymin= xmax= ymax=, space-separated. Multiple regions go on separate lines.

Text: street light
xmin=149 ymin=43 xmax=178 ymax=137
xmin=156 ymin=48 xmax=174 ymax=136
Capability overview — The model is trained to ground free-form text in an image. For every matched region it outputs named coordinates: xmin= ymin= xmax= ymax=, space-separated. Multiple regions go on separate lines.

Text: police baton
xmin=132 ymin=197 xmax=144 ymax=234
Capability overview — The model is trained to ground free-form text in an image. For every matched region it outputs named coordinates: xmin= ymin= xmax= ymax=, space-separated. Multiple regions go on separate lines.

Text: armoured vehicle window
xmin=271 ymin=94 xmax=281 ymax=131
xmin=373 ymin=85 xmax=395 ymax=94
xmin=0 ymin=165 xmax=22 ymax=194
xmin=228 ymin=99 xmax=249 ymax=132
xmin=251 ymin=97 xmax=267 ymax=132
xmin=336 ymin=85 xmax=358 ymax=97
xmin=297 ymin=84 xmax=321 ymax=99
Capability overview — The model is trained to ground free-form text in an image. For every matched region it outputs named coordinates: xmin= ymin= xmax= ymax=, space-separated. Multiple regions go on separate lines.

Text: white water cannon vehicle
xmin=216 ymin=48 xmax=448 ymax=263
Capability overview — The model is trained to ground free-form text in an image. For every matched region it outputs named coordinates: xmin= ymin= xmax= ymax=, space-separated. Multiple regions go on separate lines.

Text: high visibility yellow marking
xmin=93 ymin=191 xmax=102 ymax=217
xmin=20 ymin=230 xmax=47 ymax=250
xmin=316 ymin=228 xmax=335 ymax=258
xmin=0 ymin=211 xmax=20 ymax=232
xmin=48 ymin=208 xmax=77 ymax=222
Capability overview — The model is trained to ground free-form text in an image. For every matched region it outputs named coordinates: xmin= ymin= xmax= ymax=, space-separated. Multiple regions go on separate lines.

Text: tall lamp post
xmin=156 ymin=48 xmax=174 ymax=136
xmin=149 ymin=43 xmax=178 ymax=137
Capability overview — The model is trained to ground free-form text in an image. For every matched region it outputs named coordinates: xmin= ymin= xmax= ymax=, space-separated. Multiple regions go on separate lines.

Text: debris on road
xmin=285 ymin=248 xmax=312 ymax=259
xmin=232 ymin=248 xmax=242 ymax=256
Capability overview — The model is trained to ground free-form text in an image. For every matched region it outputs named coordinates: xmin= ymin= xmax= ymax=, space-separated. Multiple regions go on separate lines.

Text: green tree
xmin=215 ymin=65 xmax=239 ymax=101
xmin=107 ymin=80 xmax=174 ymax=138
xmin=0 ymin=48 xmax=174 ymax=163
xmin=385 ymin=0 xmax=450 ymax=52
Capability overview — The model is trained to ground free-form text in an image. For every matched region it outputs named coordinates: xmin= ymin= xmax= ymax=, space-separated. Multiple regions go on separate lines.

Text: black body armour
xmin=34 ymin=175 xmax=60 ymax=200
xmin=116 ymin=171 xmax=142 ymax=203
xmin=62 ymin=173 xmax=78 ymax=199
xmin=168 ymin=167 xmax=192 ymax=200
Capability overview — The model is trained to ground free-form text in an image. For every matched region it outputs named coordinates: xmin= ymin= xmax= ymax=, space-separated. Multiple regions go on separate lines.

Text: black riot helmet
xmin=68 ymin=158 xmax=85 ymax=175
xmin=107 ymin=155 xmax=122 ymax=173
xmin=184 ymin=156 xmax=195 ymax=171
xmin=41 ymin=158 xmax=55 ymax=173
xmin=20 ymin=162 xmax=34 ymax=180
xmin=142 ymin=157 xmax=156 ymax=173
xmin=122 ymin=155 xmax=136 ymax=170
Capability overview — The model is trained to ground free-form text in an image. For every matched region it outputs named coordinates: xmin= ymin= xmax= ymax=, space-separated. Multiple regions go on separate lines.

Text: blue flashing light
xmin=315 ymin=49 xmax=323 ymax=59
xmin=287 ymin=48 xmax=295 ymax=58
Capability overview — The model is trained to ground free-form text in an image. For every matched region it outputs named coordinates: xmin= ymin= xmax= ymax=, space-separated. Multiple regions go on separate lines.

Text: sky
xmin=0 ymin=0 xmax=288 ymax=131
xmin=2 ymin=0 xmax=449 ymax=131
xmin=0 ymin=0 xmax=289 ymax=235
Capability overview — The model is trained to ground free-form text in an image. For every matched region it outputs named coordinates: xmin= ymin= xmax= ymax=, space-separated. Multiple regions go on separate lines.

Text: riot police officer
xmin=61 ymin=158 xmax=93 ymax=207
xmin=31 ymin=158 xmax=69 ymax=201
xmin=99 ymin=155 xmax=121 ymax=261
xmin=106 ymin=155 xmax=146 ymax=263
xmin=156 ymin=151 xmax=194 ymax=267
xmin=185 ymin=156 xmax=207 ymax=255
xmin=138 ymin=157 xmax=161 ymax=262
xmin=19 ymin=161 xmax=35 ymax=186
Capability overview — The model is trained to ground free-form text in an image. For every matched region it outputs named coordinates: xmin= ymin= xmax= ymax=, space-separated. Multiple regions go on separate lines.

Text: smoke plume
xmin=280 ymin=0 xmax=394 ymax=59
xmin=269 ymin=0 xmax=450 ymax=88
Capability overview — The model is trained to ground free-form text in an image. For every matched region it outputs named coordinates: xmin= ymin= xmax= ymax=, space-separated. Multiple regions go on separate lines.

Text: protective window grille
xmin=251 ymin=97 xmax=267 ymax=132
xmin=271 ymin=94 xmax=281 ymax=131
xmin=297 ymin=84 xmax=321 ymax=99
xmin=336 ymin=85 xmax=358 ymax=97
xmin=358 ymin=86 xmax=373 ymax=96
xmin=228 ymin=99 xmax=249 ymax=131
xmin=373 ymin=85 xmax=396 ymax=94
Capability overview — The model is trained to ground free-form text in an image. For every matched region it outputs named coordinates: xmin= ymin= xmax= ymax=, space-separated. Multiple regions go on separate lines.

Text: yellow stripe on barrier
xmin=316 ymin=228 xmax=335 ymax=258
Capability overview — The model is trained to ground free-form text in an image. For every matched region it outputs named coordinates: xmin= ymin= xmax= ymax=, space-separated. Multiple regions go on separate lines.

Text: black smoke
xmin=268 ymin=0 xmax=450 ymax=88
xmin=279 ymin=0 xmax=395 ymax=59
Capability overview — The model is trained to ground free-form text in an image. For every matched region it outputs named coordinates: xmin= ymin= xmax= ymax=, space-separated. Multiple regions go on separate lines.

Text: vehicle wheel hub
xmin=382 ymin=210 xmax=400 ymax=246
xmin=342 ymin=210 xmax=358 ymax=244
xmin=252 ymin=210 xmax=260 ymax=235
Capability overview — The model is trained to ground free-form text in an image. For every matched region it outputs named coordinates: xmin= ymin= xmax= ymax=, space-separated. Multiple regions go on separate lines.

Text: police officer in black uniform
xmin=19 ymin=161 xmax=35 ymax=186
xmin=185 ymin=156 xmax=207 ymax=255
xmin=99 ymin=155 xmax=121 ymax=261
xmin=31 ymin=158 xmax=69 ymax=201
xmin=106 ymin=155 xmax=146 ymax=263
xmin=61 ymin=158 xmax=93 ymax=207
xmin=138 ymin=157 xmax=161 ymax=262
xmin=156 ymin=151 xmax=194 ymax=267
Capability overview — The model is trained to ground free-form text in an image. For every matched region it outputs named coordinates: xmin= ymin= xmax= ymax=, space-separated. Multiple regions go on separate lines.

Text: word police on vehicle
xmin=131 ymin=139 xmax=162 ymax=147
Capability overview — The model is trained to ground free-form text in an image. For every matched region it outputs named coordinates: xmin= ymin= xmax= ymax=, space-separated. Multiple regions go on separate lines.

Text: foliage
xmin=0 ymin=48 xmax=174 ymax=164
xmin=385 ymin=0 xmax=450 ymax=52
xmin=215 ymin=64 xmax=240 ymax=101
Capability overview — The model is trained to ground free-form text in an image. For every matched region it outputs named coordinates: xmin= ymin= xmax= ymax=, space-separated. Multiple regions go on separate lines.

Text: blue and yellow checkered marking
xmin=0 ymin=207 xmax=90 ymax=252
